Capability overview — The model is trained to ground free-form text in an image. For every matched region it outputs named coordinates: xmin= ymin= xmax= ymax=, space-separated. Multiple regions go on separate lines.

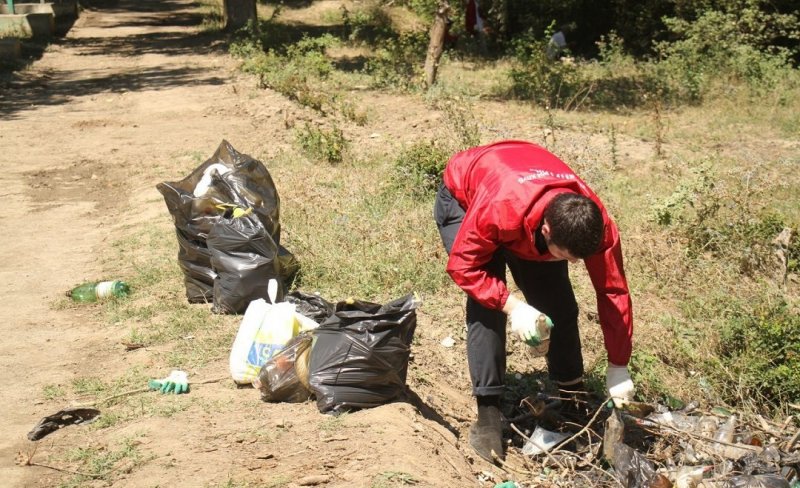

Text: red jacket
xmin=443 ymin=140 xmax=632 ymax=365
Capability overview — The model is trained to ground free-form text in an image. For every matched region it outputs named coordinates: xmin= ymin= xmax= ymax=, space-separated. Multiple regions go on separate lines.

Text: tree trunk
xmin=423 ymin=2 xmax=450 ymax=89
xmin=223 ymin=0 xmax=257 ymax=32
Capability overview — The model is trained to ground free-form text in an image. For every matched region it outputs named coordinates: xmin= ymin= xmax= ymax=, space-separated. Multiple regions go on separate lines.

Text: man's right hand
xmin=503 ymin=295 xmax=553 ymax=345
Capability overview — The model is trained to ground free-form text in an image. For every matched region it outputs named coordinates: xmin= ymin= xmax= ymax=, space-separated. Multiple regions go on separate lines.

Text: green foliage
xmin=393 ymin=141 xmax=451 ymax=197
xmin=365 ymin=32 xmax=428 ymax=90
xmin=231 ymin=33 xmax=338 ymax=112
xmin=655 ymin=3 xmax=799 ymax=101
xmin=507 ymin=28 xmax=587 ymax=109
xmin=295 ymin=123 xmax=349 ymax=164
xmin=342 ymin=4 xmax=397 ymax=44
xmin=718 ymin=302 xmax=800 ymax=407
xmin=650 ymin=162 xmax=798 ymax=276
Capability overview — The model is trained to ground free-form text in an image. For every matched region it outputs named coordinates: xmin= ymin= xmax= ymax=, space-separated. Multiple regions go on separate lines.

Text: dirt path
xmin=0 ymin=0 xmax=284 ymax=485
xmin=0 ymin=1 xmax=484 ymax=486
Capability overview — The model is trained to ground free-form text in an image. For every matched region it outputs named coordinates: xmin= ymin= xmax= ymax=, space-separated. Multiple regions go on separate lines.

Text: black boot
xmin=469 ymin=395 xmax=504 ymax=464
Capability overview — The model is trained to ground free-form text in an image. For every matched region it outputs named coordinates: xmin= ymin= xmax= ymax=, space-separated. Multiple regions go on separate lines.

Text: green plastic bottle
xmin=67 ymin=280 xmax=130 ymax=302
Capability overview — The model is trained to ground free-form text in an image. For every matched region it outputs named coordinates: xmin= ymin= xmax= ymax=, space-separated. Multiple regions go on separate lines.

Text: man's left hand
xmin=606 ymin=364 xmax=634 ymax=407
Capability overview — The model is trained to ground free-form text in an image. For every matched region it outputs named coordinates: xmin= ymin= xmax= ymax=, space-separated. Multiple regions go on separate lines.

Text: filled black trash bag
xmin=175 ymin=228 xmax=215 ymax=303
xmin=308 ymin=295 xmax=419 ymax=414
xmin=206 ymin=211 xmax=283 ymax=314
xmin=157 ymin=140 xmax=297 ymax=304
xmin=285 ymin=291 xmax=335 ymax=324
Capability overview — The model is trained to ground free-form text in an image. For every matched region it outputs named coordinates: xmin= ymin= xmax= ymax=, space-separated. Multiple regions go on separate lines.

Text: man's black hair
xmin=543 ymin=193 xmax=603 ymax=259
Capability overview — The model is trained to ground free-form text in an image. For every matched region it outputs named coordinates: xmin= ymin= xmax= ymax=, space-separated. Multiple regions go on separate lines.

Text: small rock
xmin=297 ymin=474 xmax=331 ymax=485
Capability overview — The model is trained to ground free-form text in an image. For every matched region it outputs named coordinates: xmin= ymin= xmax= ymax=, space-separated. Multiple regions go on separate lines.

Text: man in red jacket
xmin=433 ymin=140 xmax=635 ymax=463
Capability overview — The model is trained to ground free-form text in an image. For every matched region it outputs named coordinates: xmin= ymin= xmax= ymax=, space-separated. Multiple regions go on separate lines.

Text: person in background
xmin=433 ymin=140 xmax=635 ymax=464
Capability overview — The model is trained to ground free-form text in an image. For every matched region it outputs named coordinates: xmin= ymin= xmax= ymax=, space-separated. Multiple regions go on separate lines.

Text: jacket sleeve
xmin=446 ymin=202 xmax=510 ymax=311
xmin=584 ymin=219 xmax=633 ymax=366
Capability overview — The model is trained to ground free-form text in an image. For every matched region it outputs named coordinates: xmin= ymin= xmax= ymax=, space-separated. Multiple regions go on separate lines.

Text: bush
xmin=393 ymin=141 xmax=451 ymax=197
xmin=650 ymin=163 xmax=798 ymax=276
xmin=718 ymin=302 xmax=800 ymax=408
xmin=655 ymin=4 xmax=799 ymax=101
xmin=365 ymin=32 xmax=428 ymax=90
xmin=508 ymin=29 xmax=587 ymax=109
xmin=295 ymin=123 xmax=348 ymax=164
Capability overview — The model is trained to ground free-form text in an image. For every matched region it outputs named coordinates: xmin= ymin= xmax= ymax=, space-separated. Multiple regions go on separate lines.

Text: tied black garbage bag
xmin=308 ymin=295 xmax=419 ymax=413
xmin=207 ymin=210 xmax=282 ymax=314
xmin=157 ymin=140 xmax=298 ymax=306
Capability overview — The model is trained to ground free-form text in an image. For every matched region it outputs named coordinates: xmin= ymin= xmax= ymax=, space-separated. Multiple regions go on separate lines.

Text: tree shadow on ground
xmin=0 ymin=0 xmax=230 ymax=119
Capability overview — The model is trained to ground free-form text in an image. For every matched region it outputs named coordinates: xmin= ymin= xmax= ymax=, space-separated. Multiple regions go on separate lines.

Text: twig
xmin=491 ymin=449 xmax=534 ymax=476
xmin=25 ymin=461 xmax=108 ymax=478
xmin=636 ymin=420 xmax=761 ymax=452
xmin=549 ymin=397 xmax=610 ymax=458
xmin=784 ymin=427 xmax=800 ymax=452
xmin=73 ymin=376 xmax=228 ymax=408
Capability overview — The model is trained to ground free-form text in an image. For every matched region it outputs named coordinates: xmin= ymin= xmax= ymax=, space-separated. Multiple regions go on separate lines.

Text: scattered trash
xmin=229 ymin=280 xmax=303 ymax=384
xmin=521 ymin=425 xmax=569 ymax=456
xmin=66 ymin=280 xmax=129 ymax=302
xmin=27 ymin=407 xmax=101 ymax=441
xmin=440 ymin=335 xmax=456 ymax=348
xmin=254 ymin=333 xmax=313 ymax=403
xmin=148 ymin=370 xmax=189 ymax=394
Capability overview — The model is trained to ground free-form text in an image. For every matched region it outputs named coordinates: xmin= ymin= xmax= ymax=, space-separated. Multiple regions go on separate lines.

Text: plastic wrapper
xmin=157 ymin=140 xmax=298 ymax=305
xmin=254 ymin=333 xmax=313 ymax=403
xmin=723 ymin=474 xmax=790 ymax=488
xmin=308 ymin=294 xmax=419 ymax=413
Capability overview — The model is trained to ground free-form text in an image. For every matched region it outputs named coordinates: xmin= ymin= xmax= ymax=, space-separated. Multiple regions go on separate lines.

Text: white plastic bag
xmin=521 ymin=426 xmax=569 ymax=456
xmin=229 ymin=280 xmax=301 ymax=384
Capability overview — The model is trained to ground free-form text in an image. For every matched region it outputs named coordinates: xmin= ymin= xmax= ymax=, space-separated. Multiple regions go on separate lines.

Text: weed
xmin=507 ymin=26 xmax=587 ymax=110
xmin=717 ymin=301 xmax=800 ymax=408
xmin=372 ymin=471 xmax=419 ymax=487
xmin=42 ymin=384 xmax=66 ymax=400
xmin=295 ymin=122 xmax=348 ymax=164
xmin=366 ymin=32 xmax=428 ymax=90
xmin=392 ymin=140 xmax=451 ymax=197
xmin=319 ymin=412 xmax=349 ymax=432
xmin=59 ymin=437 xmax=146 ymax=486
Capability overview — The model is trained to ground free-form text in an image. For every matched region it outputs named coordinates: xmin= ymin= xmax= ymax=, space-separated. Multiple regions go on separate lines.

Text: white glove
xmin=503 ymin=295 xmax=553 ymax=345
xmin=606 ymin=364 xmax=635 ymax=407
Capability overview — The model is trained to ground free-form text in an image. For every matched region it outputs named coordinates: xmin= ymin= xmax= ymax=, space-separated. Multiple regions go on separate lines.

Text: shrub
xmin=507 ymin=28 xmax=587 ymax=109
xmin=655 ymin=4 xmax=800 ymax=101
xmin=365 ymin=32 xmax=429 ymax=90
xmin=295 ymin=123 xmax=348 ymax=164
xmin=718 ymin=302 xmax=800 ymax=408
xmin=393 ymin=141 xmax=451 ymax=197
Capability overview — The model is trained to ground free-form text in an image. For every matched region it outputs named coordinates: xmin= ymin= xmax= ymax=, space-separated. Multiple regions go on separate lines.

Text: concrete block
xmin=0 ymin=13 xmax=55 ymax=38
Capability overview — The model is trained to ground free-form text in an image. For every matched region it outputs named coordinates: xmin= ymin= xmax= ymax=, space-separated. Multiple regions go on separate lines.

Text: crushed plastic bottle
xmin=724 ymin=474 xmax=790 ymax=488
xmin=67 ymin=280 xmax=130 ymax=302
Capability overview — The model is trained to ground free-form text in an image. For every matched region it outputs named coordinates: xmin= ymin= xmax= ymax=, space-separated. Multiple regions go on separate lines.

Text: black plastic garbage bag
xmin=308 ymin=295 xmax=419 ymax=413
xmin=157 ymin=140 xmax=298 ymax=304
xmin=285 ymin=291 xmax=335 ymax=324
xmin=207 ymin=211 xmax=282 ymax=314
xmin=174 ymin=228 xmax=215 ymax=303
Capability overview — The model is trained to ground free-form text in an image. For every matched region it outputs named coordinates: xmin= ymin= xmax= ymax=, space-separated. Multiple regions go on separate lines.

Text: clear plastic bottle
xmin=67 ymin=280 xmax=130 ymax=302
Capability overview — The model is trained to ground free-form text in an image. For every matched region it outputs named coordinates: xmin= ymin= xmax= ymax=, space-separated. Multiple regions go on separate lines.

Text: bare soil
xmin=4 ymin=1 xmax=797 ymax=487
xmin=0 ymin=1 xmax=489 ymax=486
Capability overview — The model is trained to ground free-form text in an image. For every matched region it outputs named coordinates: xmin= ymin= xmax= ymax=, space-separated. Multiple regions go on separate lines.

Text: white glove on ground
xmin=502 ymin=295 xmax=552 ymax=345
xmin=606 ymin=364 xmax=635 ymax=407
